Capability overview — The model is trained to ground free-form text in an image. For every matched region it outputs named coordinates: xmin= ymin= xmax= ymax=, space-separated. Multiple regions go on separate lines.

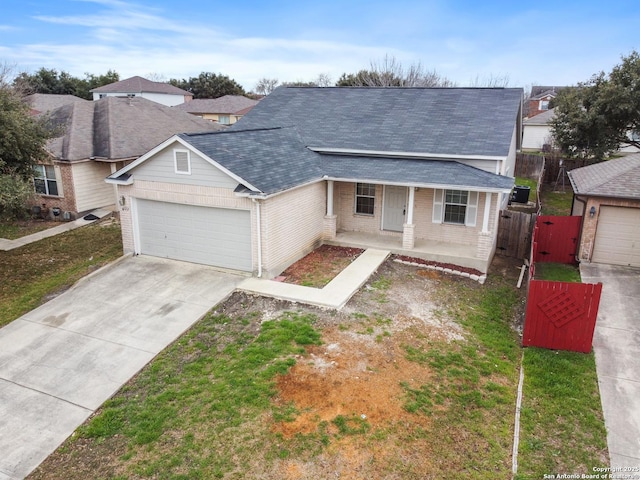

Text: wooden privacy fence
xmin=531 ymin=215 xmax=581 ymax=265
xmin=523 ymin=215 xmax=602 ymax=353
xmin=522 ymin=280 xmax=602 ymax=353
xmin=496 ymin=210 xmax=535 ymax=259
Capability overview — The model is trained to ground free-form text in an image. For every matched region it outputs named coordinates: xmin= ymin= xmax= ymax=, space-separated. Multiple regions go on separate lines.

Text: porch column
xmin=323 ymin=180 xmax=337 ymax=240
xmin=402 ymin=186 xmax=416 ymax=249
xmin=482 ymin=192 xmax=492 ymax=233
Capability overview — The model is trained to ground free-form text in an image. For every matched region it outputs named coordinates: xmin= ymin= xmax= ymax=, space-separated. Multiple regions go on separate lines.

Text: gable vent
xmin=174 ymin=150 xmax=191 ymax=175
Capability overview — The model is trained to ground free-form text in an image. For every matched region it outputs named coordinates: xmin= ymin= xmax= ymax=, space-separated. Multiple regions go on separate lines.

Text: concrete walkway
xmin=239 ymin=248 xmax=390 ymax=309
xmin=0 ymin=208 xmax=113 ymax=251
xmin=580 ymin=263 xmax=640 ymax=469
xmin=0 ymin=256 xmax=245 ymax=480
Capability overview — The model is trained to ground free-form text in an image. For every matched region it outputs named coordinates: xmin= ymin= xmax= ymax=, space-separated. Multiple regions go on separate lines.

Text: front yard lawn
xmin=517 ymin=348 xmax=609 ymax=478
xmin=0 ymin=220 xmax=123 ymax=327
xmin=29 ymin=258 xmax=526 ymax=479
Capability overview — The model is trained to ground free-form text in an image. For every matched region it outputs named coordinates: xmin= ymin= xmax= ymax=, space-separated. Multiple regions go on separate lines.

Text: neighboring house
xmin=90 ymin=76 xmax=192 ymax=106
xmin=526 ymin=86 xmax=566 ymax=118
xmin=23 ymin=93 xmax=87 ymax=115
xmin=107 ymin=87 xmax=522 ymax=277
xmin=568 ymin=154 xmax=640 ymax=268
xmin=172 ymin=95 xmax=259 ymax=124
xmin=522 ymin=108 xmax=556 ymax=151
xmin=36 ymin=96 xmax=223 ymax=218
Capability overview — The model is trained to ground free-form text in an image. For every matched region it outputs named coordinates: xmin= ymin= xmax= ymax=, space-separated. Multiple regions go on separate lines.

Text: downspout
xmin=573 ymin=195 xmax=587 ymax=263
xmin=252 ymin=198 xmax=263 ymax=277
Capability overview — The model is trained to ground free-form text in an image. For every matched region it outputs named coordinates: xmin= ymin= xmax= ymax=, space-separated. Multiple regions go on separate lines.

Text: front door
xmin=382 ymin=186 xmax=406 ymax=232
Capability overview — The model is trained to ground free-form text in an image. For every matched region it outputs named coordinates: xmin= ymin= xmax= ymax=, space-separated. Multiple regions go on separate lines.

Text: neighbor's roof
xmin=173 ymin=95 xmax=259 ymax=115
xmin=233 ymin=87 xmax=523 ymax=158
xmin=529 ymin=86 xmax=567 ymax=99
xmin=90 ymin=76 xmax=192 ymax=96
xmin=172 ymin=127 xmax=514 ymax=196
xmin=47 ymin=96 xmax=223 ymax=162
xmin=23 ymin=93 xmax=88 ymax=114
xmin=524 ymin=108 xmax=556 ymax=125
xmin=568 ymin=153 xmax=640 ymax=199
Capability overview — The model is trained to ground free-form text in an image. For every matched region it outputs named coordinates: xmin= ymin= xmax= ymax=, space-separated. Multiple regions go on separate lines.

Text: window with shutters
xmin=432 ymin=189 xmax=478 ymax=227
xmin=174 ymin=149 xmax=191 ymax=175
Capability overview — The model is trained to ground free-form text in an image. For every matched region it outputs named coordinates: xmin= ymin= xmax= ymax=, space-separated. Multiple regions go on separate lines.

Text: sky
xmin=1 ymin=0 xmax=639 ymax=92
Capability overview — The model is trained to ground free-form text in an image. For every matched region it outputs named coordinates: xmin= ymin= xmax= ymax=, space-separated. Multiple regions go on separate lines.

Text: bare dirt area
xmin=278 ymin=244 xmax=364 ymax=287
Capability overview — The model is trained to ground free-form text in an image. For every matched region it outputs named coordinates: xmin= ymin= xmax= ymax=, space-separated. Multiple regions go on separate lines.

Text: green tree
xmin=551 ymin=50 xmax=640 ymax=159
xmin=169 ymin=72 xmax=245 ymax=99
xmin=12 ymin=68 xmax=119 ymax=100
xmin=0 ymin=65 xmax=51 ymax=218
xmin=0 ymin=87 xmax=50 ymax=179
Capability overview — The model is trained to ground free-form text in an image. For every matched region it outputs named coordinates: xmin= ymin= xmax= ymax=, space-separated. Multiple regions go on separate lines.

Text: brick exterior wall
xmin=578 ymin=197 xmax=640 ymax=261
xmin=32 ymin=162 xmax=78 ymax=219
xmin=118 ymin=179 xmax=326 ymax=278
xmin=260 ymin=181 xmax=327 ymax=277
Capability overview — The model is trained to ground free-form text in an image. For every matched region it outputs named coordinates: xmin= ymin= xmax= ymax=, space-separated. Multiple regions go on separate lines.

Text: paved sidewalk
xmin=580 ymin=263 xmax=640 ymax=470
xmin=239 ymin=248 xmax=390 ymax=309
xmin=0 ymin=208 xmax=113 ymax=251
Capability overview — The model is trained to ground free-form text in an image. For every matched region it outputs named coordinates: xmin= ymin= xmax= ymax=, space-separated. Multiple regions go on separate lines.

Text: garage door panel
xmin=136 ymin=199 xmax=252 ymax=271
xmin=592 ymin=206 xmax=640 ymax=268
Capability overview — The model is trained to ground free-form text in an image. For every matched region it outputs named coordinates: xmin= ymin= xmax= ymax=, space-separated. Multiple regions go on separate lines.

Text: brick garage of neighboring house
xmin=568 ymin=154 xmax=640 ymax=268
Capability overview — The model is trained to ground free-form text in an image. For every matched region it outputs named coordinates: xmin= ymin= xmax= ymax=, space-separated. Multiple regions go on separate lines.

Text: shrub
xmin=0 ymin=174 xmax=36 ymax=220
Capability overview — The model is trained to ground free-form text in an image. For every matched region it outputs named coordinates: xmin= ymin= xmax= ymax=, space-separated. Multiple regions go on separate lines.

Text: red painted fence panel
xmin=523 ymin=280 xmax=603 ymax=353
xmin=533 ymin=216 xmax=581 ymax=264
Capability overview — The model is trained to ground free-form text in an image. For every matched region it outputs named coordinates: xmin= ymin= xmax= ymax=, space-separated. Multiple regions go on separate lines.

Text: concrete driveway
xmin=0 ymin=256 xmax=245 ymax=480
xmin=580 ymin=263 xmax=640 ymax=469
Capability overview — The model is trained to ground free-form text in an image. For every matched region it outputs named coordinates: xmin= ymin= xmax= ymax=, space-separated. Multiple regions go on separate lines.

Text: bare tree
xmin=337 ymin=55 xmax=456 ymax=87
xmin=145 ymin=72 xmax=167 ymax=83
xmin=254 ymin=77 xmax=279 ymax=95
xmin=467 ymin=74 xmax=511 ymax=87
xmin=315 ymin=73 xmax=332 ymax=87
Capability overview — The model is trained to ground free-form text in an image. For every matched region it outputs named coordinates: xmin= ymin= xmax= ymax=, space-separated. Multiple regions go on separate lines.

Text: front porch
xmin=324 ymin=230 xmax=489 ymax=273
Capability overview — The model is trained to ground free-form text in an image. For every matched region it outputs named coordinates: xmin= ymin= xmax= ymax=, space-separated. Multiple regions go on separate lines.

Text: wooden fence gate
xmin=496 ymin=210 xmax=534 ymax=259
xmin=532 ymin=215 xmax=581 ymax=264
xmin=523 ymin=280 xmax=602 ymax=353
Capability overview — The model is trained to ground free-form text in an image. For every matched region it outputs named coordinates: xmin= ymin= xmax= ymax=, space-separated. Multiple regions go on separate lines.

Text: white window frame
xmin=33 ymin=164 xmax=60 ymax=196
xmin=432 ymin=189 xmax=478 ymax=227
xmin=174 ymin=149 xmax=191 ymax=175
xmin=218 ymin=115 xmax=231 ymax=125
xmin=539 ymin=99 xmax=550 ymax=110
xmin=354 ymin=183 xmax=376 ymax=216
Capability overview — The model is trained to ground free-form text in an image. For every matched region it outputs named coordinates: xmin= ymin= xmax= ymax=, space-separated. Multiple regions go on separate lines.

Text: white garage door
xmin=592 ymin=206 xmax=640 ymax=268
xmin=136 ymin=199 xmax=252 ymax=271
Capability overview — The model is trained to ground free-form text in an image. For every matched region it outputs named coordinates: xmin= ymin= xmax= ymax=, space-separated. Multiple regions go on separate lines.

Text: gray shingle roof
xmin=23 ymin=93 xmax=88 ymax=114
xmin=90 ymin=76 xmax=191 ymax=96
xmin=524 ymin=108 xmax=556 ymax=125
xmin=568 ymin=154 xmax=640 ymax=199
xmin=177 ymin=127 xmax=514 ymax=196
xmin=173 ymin=95 xmax=259 ymax=115
xmin=47 ymin=96 xmax=223 ymax=161
xmin=321 ymin=155 xmax=514 ymax=190
xmin=232 ymin=87 xmax=522 ymax=157
xmin=178 ymin=128 xmax=322 ymax=195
